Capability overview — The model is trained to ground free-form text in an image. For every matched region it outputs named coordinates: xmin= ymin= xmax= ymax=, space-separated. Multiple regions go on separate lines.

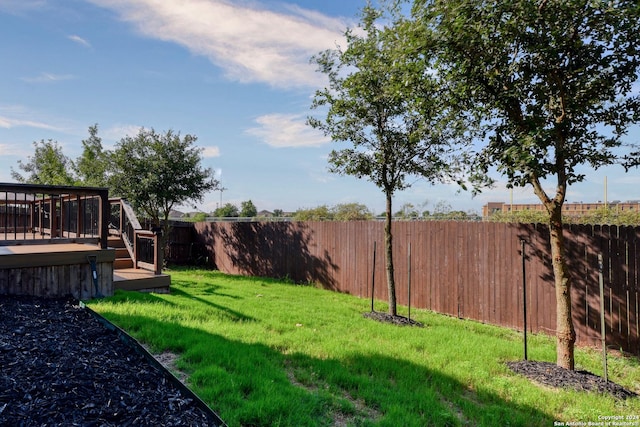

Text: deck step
xmin=107 ymin=236 xmax=126 ymax=248
xmin=110 ymin=235 xmax=170 ymax=293
xmin=115 ymin=247 xmax=129 ymax=258
xmin=114 ymin=258 xmax=134 ymax=269
xmin=114 ymin=268 xmax=171 ymax=293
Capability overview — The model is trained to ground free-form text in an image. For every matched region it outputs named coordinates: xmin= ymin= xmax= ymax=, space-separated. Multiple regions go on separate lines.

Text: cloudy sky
xmin=1 ymin=0 xmax=639 ymax=215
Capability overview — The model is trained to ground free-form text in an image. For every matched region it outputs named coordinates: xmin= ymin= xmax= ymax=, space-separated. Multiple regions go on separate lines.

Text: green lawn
xmin=88 ymin=267 xmax=640 ymax=427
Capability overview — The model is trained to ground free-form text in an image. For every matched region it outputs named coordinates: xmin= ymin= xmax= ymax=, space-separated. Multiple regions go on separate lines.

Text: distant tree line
xmin=489 ymin=208 xmax=640 ymax=226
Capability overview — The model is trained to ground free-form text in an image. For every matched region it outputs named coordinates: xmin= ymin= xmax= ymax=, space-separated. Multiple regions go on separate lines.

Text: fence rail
xmin=165 ymin=220 xmax=640 ymax=355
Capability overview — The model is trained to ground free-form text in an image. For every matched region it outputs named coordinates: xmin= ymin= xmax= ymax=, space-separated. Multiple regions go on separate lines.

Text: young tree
xmin=75 ymin=124 xmax=109 ymax=187
xmin=109 ymin=128 xmax=218 ymax=237
xmin=309 ymin=5 xmax=470 ymax=316
xmin=213 ymin=203 xmax=239 ymax=218
xmin=420 ymin=0 xmax=640 ymax=368
xmin=332 ymin=203 xmax=373 ymax=221
xmin=292 ymin=205 xmax=332 ymax=221
xmin=240 ymin=200 xmax=258 ymax=217
xmin=11 ymin=139 xmax=76 ymax=185
xmin=395 ymin=203 xmax=419 ymax=219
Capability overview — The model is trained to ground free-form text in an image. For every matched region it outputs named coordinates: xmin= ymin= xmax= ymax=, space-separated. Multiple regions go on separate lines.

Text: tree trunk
xmin=549 ymin=208 xmax=576 ymax=370
xmin=384 ymin=191 xmax=397 ymax=316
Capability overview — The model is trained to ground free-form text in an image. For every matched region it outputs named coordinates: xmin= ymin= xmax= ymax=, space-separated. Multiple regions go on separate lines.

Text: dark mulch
xmin=363 ymin=311 xmax=424 ymax=327
xmin=0 ymin=295 xmax=222 ymax=426
xmin=507 ymin=360 xmax=637 ymax=400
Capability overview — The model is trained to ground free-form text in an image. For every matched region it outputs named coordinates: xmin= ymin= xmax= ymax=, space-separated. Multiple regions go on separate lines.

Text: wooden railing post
xmin=50 ymin=196 xmax=57 ymax=239
xmin=99 ymin=189 xmax=109 ymax=249
xmin=29 ymin=198 xmax=35 ymax=235
xmin=38 ymin=196 xmax=44 ymax=235
xmin=119 ymin=201 xmax=124 ymax=234
xmin=154 ymin=230 xmax=162 ymax=275
xmin=134 ymin=230 xmax=139 ymax=269
xmin=76 ymin=195 xmax=82 ymax=238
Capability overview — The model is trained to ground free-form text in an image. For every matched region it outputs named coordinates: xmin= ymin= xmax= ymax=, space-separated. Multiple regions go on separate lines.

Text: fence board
xmin=177 ymin=220 xmax=640 ymax=355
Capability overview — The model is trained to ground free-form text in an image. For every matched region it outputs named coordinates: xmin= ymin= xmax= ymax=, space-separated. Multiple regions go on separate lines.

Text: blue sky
xmin=1 ymin=0 xmax=639 ymax=215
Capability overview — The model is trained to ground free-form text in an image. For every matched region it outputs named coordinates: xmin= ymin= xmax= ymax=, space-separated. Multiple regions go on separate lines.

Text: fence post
xmin=598 ymin=253 xmax=608 ymax=382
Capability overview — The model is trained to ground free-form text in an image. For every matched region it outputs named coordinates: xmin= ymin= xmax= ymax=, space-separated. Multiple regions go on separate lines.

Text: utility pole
xmin=217 ymin=186 xmax=227 ymax=207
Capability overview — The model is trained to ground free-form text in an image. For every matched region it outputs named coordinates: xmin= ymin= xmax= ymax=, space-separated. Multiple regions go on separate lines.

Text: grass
xmin=87 ymin=267 xmax=640 ymax=426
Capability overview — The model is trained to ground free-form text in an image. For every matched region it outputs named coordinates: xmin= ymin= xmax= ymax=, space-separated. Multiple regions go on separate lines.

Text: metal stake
xmin=521 ymin=239 xmax=528 ymax=361
xmin=408 ymin=242 xmax=412 ymax=322
xmin=371 ymin=241 xmax=376 ymax=312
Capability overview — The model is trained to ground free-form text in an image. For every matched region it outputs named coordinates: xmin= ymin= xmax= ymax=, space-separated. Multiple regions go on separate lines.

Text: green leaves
xmin=11 ymin=139 xmax=75 ymax=186
xmin=75 ymin=124 xmax=109 ymax=188
xmin=109 ymin=128 xmax=218 ymax=224
xmin=309 ymin=4 xmax=471 ymax=198
xmin=425 ymin=0 xmax=640 ymax=195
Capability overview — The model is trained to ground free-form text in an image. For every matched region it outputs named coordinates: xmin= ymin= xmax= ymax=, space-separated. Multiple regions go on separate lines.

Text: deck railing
xmin=0 ymin=183 xmax=109 ymax=248
xmin=109 ymin=198 xmax=162 ymax=275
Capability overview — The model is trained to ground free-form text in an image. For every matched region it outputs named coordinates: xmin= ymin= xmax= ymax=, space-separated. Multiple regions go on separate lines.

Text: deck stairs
xmin=109 ymin=235 xmax=171 ymax=293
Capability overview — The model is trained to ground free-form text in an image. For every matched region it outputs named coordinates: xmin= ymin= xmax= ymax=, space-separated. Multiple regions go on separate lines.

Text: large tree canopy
xmin=11 ymin=139 xmax=75 ymax=186
xmin=417 ymin=0 xmax=640 ymax=369
xmin=109 ymin=128 xmax=218 ymax=233
xmin=309 ymin=5 xmax=473 ymax=316
xmin=75 ymin=124 xmax=109 ymax=188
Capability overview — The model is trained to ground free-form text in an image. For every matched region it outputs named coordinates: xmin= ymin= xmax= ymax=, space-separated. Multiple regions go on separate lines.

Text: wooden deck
xmin=0 ymin=184 xmax=169 ymax=298
xmin=0 ymin=242 xmax=170 ymax=297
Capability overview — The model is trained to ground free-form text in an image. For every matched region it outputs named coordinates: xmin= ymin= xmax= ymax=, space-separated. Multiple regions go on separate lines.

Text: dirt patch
xmin=0 ymin=295 xmax=222 ymax=426
xmin=363 ymin=311 xmax=424 ymax=327
xmin=142 ymin=345 xmax=189 ymax=384
xmin=507 ymin=360 xmax=637 ymax=400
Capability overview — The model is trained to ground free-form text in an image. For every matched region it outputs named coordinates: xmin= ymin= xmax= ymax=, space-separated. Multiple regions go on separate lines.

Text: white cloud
xmin=245 ymin=113 xmax=329 ymax=148
xmin=21 ymin=72 xmax=75 ymax=83
xmin=68 ymin=34 xmax=91 ymax=48
xmin=0 ymin=115 xmax=61 ymax=131
xmin=85 ymin=0 xmax=347 ymax=88
xmin=201 ymin=146 xmax=221 ymax=158
xmin=0 ymin=143 xmax=32 ymax=157
xmin=0 ymin=0 xmax=46 ymax=14
xmin=101 ymin=124 xmax=143 ymax=145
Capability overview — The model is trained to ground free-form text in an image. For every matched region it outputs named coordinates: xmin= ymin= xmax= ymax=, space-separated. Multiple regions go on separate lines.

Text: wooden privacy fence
xmin=169 ymin=221 xmax=639 ymax=354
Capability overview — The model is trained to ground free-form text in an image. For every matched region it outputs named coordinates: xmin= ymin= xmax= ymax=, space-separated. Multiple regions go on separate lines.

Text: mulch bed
xmin=507 ymin=360 xmax=637 ymax=400
xmin=363 ymin=311 xmax=424 ymax=327
xmin=0 ymin=295 xmax=222 ymax=426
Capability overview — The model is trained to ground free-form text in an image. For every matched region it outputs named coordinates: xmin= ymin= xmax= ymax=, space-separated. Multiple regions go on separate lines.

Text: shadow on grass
xmin=110 ymin=287 xmax=257 ymax=324
xmin=97 ymin=309 xmax=555 ymax=427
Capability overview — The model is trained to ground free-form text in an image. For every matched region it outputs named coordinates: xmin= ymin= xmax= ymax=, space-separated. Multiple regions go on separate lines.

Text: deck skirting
xmin=0 ymin=244 xmax=115 ymax=299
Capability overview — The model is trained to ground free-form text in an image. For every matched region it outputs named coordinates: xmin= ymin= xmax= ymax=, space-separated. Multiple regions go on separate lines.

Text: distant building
xmin=482 ymin=200 xmax=640 ymax=219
